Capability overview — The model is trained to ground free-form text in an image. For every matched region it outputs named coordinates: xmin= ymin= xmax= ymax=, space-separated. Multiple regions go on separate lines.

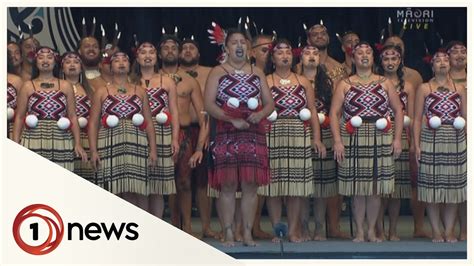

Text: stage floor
xmin=184 ymin=216 xmax=467 ymax=259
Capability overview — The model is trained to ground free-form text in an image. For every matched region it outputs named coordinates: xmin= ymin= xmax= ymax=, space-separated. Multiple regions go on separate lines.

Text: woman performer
xmin=260 ymin=39 xmax=326 ymax=243
xmin=61 ymin=51 xmax=95 ymax=182
xmin=414 ymin=51 xmax=466 ymax=243
xmin=204 ymin=28 xmax=274 ymax=247
xmin=330 ymin=41 xmax=403 ymax=242
xmin=130 ymin=41 xmax=179 ymax=218
xmin=89 ymin=51 xmax=157 ymax=208
xmin=7 ymin=49 xmax=23 ymax=138
xmin=300 ymin=45 xmax=336 ymax=241
xmin=376 ymin=44 xmax=415 ymax=241
xmin=12 ymin=46 xmax=87 ymax=168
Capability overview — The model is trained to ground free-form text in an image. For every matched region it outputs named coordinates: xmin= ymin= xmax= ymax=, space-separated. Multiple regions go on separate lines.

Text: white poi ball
xmin=267 ymin=110 xmax=278 ymax=122
xmin=299 ymin=108 xmax=311 ymax=121
xmin=453 ymin=116 xmax=466 ymax=130
xmin=7 ymin=107 xmax=15 ymax=121
xmin=318 ymin=112 xmax=325 ymax=124
xmin=25 ymin=114 xmax=38 ymax=128
xmin=247 ymin=97 xmax=259 ymax=110
xmin=428 ymin=116 xmax=442 ymax=129
xmin=57 ymin=117 xmax=71 ymax=130
xmin=106 ymin=115 xmax=119 ymax=128
xmin=403 ymin=115 xmax=411 ymax=128
xmin=375 ymin=118 xmax=388 ymax=130
xmin=227 ymin=97 xmax=240 ymax=109
xmin=78 ymin=117 xmax=88 ymax=128
xmin=350 ymin=116 xmax=363 ymax=128
xmin=132 ymin=113 xmax=145 ymax=126
xmin=156 ymin=112 xmax=168 ymax=124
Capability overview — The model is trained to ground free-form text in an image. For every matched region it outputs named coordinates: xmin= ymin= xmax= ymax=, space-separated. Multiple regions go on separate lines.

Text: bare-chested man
xmin=7 ymin=42 xmax=23 ymax=76
xmin=88 ymin=45 xmax=120 ymax=91
xmin=447 ymin=41 xmax=467 ymax=88
xmin=304 ymin=23 xmax=349 ymax=239
xmin=178 ymin=38 xmax=219 ymax=239
xmin=78 ymin=36 xmax=101 ymax=80
xmin=19 ymin=37 xmax=40 ymax=81
xmin=339 ymin=31 xmax=360 ymax=76
xmin=159 ymin=35 xmax=207 ymax=236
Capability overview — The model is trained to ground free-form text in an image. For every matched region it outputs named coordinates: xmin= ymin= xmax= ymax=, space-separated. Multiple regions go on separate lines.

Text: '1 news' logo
xmin=12 ymin=204 xmax=139 ymax=255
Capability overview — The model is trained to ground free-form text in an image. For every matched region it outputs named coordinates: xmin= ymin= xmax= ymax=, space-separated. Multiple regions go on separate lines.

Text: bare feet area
xmin=431 ymin=233 xmax=445 ymax=243
xmin=202 ymin=228 xmax=220 ymax=239
xmin=445 ymin=234 xmax=458 ymax=243
xmin=313 ymin=233 xmax=327 ymax=241
xmin=413 ymin=230 xmax=432 ymax=238
xmin=328 ymin=230 xmax=351 ymax=239
xmin=252 ymin=228 xmax=273 ymax=239
xmin=388 ymin=233 xmax=401 ymax=241
xmin=352 ymin=234 xmax=365 ymax=243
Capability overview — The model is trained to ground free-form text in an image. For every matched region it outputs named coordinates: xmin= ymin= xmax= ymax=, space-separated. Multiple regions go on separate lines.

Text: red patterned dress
xmin=418 ymin=85 xmax=466 ymax=203
xmin=209 ymin=69 xmax=270 ymax=189
xmin=7 ymin=82 xmax=17 ymax=138
xmin=74 ymin=93 xmax=93 ymax=181
xmin=146 ymin=81 xmax=176 ymax=195
xmin=338 ymin=79 xmax=395 ymax=196
xmin=96 ymin=87 xmax=150 ymax=195
xmin=259 ymin=75 xmax=313 ymax=197
xmin=21 ymin=81 xmax=74 ymax=170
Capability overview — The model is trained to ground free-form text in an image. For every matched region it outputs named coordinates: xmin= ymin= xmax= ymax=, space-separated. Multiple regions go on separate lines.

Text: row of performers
xmin=6 ymin=25 xmax=467 ymax=246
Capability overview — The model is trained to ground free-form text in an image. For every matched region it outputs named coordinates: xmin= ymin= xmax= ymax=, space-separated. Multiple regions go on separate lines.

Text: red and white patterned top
xmin=146 ymin=87 xmax=169 ymax=116
xmin=316 ymin=99 xmax=328 ymax=114
xmin=424 ymin=91 xmax=461 ymax=123
xmin=7 ymin=83 xmax=17 ymax=109
xmin=75 ymin=94 xmax=91 ymax=118
xmin=28 ymin=90 xmax=67 ymax=120
xmin=216 ymin=73 xmax=261 ymax=107
xmin=272 ymin=85 xmax=307 ymax=117
xmin=344 ymin=82 xmax=389 ymax=120
xmin=101 ymin=94 xmax=142 ymax=119
xmin=388 ymin=90 xmax=408 ymax=118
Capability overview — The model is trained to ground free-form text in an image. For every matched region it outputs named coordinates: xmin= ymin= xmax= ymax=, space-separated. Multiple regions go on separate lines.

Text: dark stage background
xmin=69 ymin=7 xmax=466 ymax=81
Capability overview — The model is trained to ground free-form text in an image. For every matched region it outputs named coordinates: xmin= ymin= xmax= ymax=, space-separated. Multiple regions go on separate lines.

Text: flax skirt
xmin=338 ymin=121 xmax=395 ymax=196
xmin=259 ymin=117 xmax=314 ymax=197
xmin=148 ymin=121 xmax=176 ymax=195
xmin=418 ymin=124 xmax=466 ymax=204
xmin=96 ymin=120 xmax=149 ymax=195
xmin=313 ymin=127 xmax=338 ymax=198
xmin=74 ymin=130 xmax=95 ymax=182
xmin=21 ymin=120 xmax=74 ymax=171
xmin=391 ymin=128 xmax=411 ymax=199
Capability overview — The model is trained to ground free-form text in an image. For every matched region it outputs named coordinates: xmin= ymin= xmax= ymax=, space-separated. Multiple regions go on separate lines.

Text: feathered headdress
xmin=208 ymin=21 xmax=227 ymax=63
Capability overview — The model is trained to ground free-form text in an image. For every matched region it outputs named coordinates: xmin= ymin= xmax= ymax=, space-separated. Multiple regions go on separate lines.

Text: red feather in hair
xmin=207 ymin=22 xmax=226 ymax=46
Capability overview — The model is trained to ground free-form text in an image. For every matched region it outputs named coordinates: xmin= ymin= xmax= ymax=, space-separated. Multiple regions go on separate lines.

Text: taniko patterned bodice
xmin=388 ymin=89 xmax=408 ymax=118
xmin=316 ymin=99 xmax=329 ymax=114
xmin=75 ymin=94 xmax=91 ymax=118
xmin=101 ymin=94 xmax=142 ymax=119
xmin=343 ymin=82 xmax=389 ymax=120
xmin=216 ymin=73 xmax=261 ymax=106
xmin=271 ymin=85 xmax=307 ymax=117
xmin=424 ymin=91 xmax=461 ymax=123
xmin=28 ymin=90 xmax=67 ymax=120
xmin=7 ymin=83 xmax=17 ymax=109
xmin=146 ymin=87 xmax=169 ymax=116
